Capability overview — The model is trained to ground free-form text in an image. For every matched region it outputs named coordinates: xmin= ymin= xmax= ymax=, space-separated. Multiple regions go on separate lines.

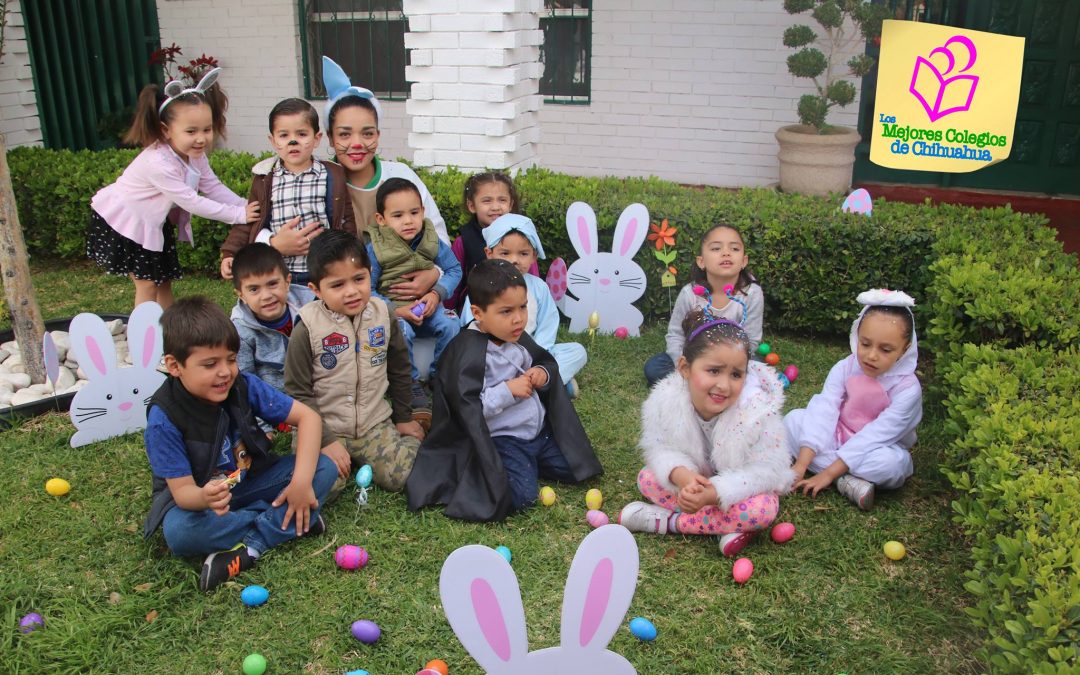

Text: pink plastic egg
xmin=614 ymin=327 xmax=629 ymax=340
xmin=335 ymin=545 xmax=369 ymax=570
xmin=732 ymin=557 xmax=754 ymax=584
xmin=586 ymin=510 xmax=609 ymax=528
xmin=783 ymin=365 xmax=799 ymax=382
xmin=416 ymin=670 xmax=443 ymax=675
xmin=770 ymin=522 xmax=796 ymax=543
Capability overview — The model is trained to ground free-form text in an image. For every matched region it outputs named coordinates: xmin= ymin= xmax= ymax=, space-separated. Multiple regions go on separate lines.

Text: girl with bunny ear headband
xmin=786 ymin=289 xmax=922 ymax=510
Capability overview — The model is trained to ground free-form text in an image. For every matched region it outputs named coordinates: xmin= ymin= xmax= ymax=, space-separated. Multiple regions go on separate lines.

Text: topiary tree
xmin=782 ymin=0 xmax=889 ymax=132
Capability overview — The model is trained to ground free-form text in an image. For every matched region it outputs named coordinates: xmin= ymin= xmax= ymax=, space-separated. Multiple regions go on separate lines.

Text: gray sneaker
xmin=836 ymin=474 xmax=875 ymax=510
xmin=618 ymin=501 xmax=672 ymax=534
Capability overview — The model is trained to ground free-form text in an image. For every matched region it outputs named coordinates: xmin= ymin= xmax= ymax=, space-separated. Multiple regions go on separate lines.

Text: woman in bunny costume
xmin=786 ymin=289 xmax=922 ymax=510
xmin=89 ymin=69 xmax=259 ymax=309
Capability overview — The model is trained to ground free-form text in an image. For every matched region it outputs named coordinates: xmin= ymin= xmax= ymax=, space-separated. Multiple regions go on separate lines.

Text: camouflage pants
xmin=328 ymin=418 xmax=420 ymax=500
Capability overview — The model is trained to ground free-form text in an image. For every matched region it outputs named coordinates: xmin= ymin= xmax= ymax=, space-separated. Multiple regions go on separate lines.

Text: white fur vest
xmin=639 ymin=360 xmax=795 ymax=509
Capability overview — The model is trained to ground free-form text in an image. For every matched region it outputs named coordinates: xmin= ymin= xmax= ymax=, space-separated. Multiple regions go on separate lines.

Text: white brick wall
xmin=156 ymin=0 xmax=412 ymax=162
xmin=536 ymin=0 xmax=864 ymax=187
xmin=0 ymin=0 xmax=43 ymax=148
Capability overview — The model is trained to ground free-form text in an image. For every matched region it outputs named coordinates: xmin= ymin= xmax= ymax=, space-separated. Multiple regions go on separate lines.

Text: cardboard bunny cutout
xmin=68 ymin=302 xmax=165 ymax=448
xmin=561 ymin=202 xmax=649 ymax=336
xmin=440 ymin=524 xmax=640 ymax=674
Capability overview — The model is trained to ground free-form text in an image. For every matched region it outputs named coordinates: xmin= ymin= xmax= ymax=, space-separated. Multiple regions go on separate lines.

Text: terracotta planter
xmin=775 ymin=124 xmax=861 ymax=196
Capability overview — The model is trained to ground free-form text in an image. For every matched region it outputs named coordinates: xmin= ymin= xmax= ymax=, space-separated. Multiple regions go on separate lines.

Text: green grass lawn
xmin=1 ymin=263 xmax=983 ymax=674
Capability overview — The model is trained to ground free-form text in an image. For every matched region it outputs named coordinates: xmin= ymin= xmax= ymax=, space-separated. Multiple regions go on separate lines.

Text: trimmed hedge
xmin=11 ymin=146 xmax=1048 ymax=336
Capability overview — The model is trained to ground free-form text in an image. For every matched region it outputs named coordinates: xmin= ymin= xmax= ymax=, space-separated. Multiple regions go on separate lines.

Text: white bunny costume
xmin=784 ymin=290 xmax=922 ymax=488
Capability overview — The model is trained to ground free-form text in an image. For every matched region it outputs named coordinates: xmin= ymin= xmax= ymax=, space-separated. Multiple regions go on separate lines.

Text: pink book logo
xmin=909 ymin=35 xmax=979 ymax=122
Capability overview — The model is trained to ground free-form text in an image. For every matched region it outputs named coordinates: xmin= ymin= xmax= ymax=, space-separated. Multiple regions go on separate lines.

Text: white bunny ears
xmin=440 ymin=525 xmax=640 ymax=673
xmin=322 ymin=56 xmax=383 ymax=123
xmin=856 ymin=288 xmax=916 ymax=308
xmin=159 ymin=67 xmax=221 ymax=114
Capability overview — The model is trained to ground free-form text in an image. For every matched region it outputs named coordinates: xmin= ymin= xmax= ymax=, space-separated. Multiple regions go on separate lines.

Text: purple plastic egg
xmin=783 ymin=365 xmax=799 ymax=382
xmin=732 ymin=557 xmax=754 ymax=585
xmin=19 ymin=613 xmax=44 ymax=634
xmin=770 ymin=522 xmax=796 ymax=544
xmin=586 ymin=510 xmax=609 ymax=528
xmin=351 ymin=619 xmax=381 ymax=644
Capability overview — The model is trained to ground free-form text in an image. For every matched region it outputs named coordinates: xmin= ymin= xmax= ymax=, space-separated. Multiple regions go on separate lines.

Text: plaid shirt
xmin=269 ymin=159 xmax=329 ymax=274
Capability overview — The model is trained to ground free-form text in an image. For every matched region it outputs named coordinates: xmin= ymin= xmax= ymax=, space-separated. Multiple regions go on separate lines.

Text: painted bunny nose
xmin=599 ymin=278 xmax=611 ymax=286
xmin=118 ymin=402 xmax=133 ymax=412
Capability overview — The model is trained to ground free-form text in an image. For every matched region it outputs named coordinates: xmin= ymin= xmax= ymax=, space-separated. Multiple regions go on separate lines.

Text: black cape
xmin=406 ymin=329 xmax=602 ymax=522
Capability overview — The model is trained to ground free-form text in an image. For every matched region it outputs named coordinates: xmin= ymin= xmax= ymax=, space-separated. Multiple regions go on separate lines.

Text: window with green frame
xmin=540 ymin=0 xmax=592 ymax=104
xmin=299 ymin=0 xmax=409 ymax=100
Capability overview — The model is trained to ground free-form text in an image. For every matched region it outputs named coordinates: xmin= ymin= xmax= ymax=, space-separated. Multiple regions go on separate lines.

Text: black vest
xmin=142 ymin=375 xmax=277 ymax=538
xmin=460 ymin=217 xmax=488 ymax=275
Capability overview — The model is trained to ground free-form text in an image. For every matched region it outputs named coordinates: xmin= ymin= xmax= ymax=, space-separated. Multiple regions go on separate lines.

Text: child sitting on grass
xmin=406 ymin=259 xmax=602 ymax=522
xmin=285 ymin=230 xmax=424 ymax=500
xmin=142 ymin=297 xmax=336 ymax=592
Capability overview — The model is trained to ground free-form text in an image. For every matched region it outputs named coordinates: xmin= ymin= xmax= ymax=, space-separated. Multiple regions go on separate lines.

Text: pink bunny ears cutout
xmin=159 ymin=67 xmax=221 ymax=114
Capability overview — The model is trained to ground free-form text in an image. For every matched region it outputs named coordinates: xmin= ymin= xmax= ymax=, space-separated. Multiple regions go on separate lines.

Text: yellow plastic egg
xmin=539 ymin=486 xmax=556 ymax=506
xmin=585 ymin=488 xmax=603 ymax=511
xmin=883 ymin=540 xmax=906 ymax=560
xmin=45 ymin=478 xmax=71 ymax=496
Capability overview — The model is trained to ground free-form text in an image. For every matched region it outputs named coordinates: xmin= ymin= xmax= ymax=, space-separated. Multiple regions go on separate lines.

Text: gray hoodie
xmin=231 ymin=284 xmax=316 ymax=392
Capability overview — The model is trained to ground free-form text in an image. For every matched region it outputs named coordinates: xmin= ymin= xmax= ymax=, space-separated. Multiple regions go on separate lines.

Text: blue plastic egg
xmin=778 ymin=373 xmax=791 ymax=389
xmin=629 ymin=616 xmax=657 ymax=641
xmin=495 ymin=545 xmax=512 ymax=563
xmin=356 ymin=464 xmax=373 ymax=489
xmin=240 ymin=585 xmax=269 ymax=607
xmin=345 ymin=671 xmax=370 ymax=675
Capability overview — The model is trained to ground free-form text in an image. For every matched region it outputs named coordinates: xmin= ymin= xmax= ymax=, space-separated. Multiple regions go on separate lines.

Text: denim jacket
xmin=231 ymin=284 xmax=316 ymax=391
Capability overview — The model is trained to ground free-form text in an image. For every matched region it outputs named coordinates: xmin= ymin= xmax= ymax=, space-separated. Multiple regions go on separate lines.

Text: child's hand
xmin=220 ymin=256 xmax=234 ymax=280
xmin=396 ymin=420 xmax=425 ymax=441
xmin=271 ymin=218 xmax=324 ymax=257
xmin=507 ymin=375 xmax=533 ymax=399
xmin=202 ymin=479 xmax=232 ymax=515
xmin=794 ymin=472 xmax=833 ymax=497
xmin=321 ymin=441 xmax=351 ymax=478
xmin=419 ymin=291 xmax=440 ymax=318
xmin=246 ymin=201 xmax=262 ymax=224
xmin=678 ymin=480 xmax=717 ymax=514
xmin=525 ymin=366 xmax=548 ymax=388
xmin=395 ymin=305 xmax=424 ymax=326
xmin=273 ymin=480 xmax=318 ymax=533
xmin=388 ymin=268 xmax=440 ymax=301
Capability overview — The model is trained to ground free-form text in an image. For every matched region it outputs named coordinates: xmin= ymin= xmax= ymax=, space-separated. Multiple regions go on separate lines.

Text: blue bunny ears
xmin=322 ymin=56 xmax=382 ymax=123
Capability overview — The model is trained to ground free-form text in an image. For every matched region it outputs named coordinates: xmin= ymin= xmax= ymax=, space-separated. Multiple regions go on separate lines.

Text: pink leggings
xmin=637 ymin=468 xmax=779 ymax=535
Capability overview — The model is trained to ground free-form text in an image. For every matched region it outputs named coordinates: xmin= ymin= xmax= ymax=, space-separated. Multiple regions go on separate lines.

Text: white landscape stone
xmin=0 ymin=348 xmax=9 ymax=364
xmin=10 ymin=389 xmax=46 ymax=406
xmin=0 ymin=373 xmax=30 ymax=389
xmin=106 ymin=319 xmax=124 ymax=336
xmin=0 ymin=389 xmax=12 ymax=405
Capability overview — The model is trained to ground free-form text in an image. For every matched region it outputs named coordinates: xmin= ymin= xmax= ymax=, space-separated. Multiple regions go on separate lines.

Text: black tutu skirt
xmin=86 ymin=211 xmax=181 ymax=285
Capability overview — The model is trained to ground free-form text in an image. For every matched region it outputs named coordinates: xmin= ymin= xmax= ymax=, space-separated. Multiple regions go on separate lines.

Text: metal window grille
xmin=299 ymin=0 xmax=409 ymax=100
xmin=540 ymin=0 xmax=592 ymax=104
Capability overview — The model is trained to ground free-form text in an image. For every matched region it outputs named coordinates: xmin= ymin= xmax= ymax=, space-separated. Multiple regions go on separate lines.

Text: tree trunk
xmin=0 ymin=133 xmax=46 ymax=384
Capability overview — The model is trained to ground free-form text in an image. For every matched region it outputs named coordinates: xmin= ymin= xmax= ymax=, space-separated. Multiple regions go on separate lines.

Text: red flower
xmin=647 ymin=219 xmax=677 ymax=250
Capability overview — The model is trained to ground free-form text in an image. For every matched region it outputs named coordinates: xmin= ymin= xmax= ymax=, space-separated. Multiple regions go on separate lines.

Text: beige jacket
xmin=285 ymin=297 xmax=412 ymax=445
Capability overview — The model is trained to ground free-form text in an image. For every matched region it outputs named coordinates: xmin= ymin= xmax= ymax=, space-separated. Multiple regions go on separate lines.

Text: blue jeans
xmin=643 ymin=353 xmax=675 ymax=387
xmin=162 ymin=454 xmax=337 ymax=557
xmin=493 ymin=430 xmax=576 ymax=512
xmin=399 ymin=309 xmax=460 ymax=380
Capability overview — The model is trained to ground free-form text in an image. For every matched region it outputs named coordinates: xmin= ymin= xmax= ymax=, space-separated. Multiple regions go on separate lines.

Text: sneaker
xmin=305 ymin=514 xmax=326 ymax=537
xmin=836 ymin=474 xmax=875 ymax=511
xmin=566 ymin=378 xmax=579 ymax=400
xmin=410 ymin=379 xmax=432 ymax=431
xmin=618 ymin=501 xmax=672 ymax=534
xmin=199 ymin=543 xmax=255 ymax=592
xmin=718 ymin=531 xmax=754 ymax=557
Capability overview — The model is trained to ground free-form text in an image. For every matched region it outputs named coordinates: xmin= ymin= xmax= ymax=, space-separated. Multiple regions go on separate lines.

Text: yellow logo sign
xmin=870 ymin=20 xmax=1024 ymax=173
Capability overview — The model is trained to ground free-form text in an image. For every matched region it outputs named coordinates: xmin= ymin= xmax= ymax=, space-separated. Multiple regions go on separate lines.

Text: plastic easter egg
xmin=585 ymin=488 xmax=603 ymax=510
xmin=884 ymin=541 xmax=906 ymax=560
xmin=614 ymin=326 xmax=629 ymax=340
xmin=495 ymin=545 xmax=512 ymax=563
xmin=417 ymin=670 xmax=443 ymax=675
xmin=345 ymin=670 xmax=370 ymax=675
xmin=770 ymin=522 xmax=796 ymax=544
xmin=45 ymin=478 xmax=70 ymax=496
xmin=546 ymin=257 xmax=568 ymax=302
xmin=765 ymin=352 xmax=780 ymax=366
xmin=355 ymin=464 xmax=373 ymax=489
xmin=539 ymin=486 xmax=556 ymax=506
xmin=777 ymin=373 xmax=791 ymax=390
xmin=351 ymin=619 xmax=381 ymax=644
xmin=784 ymin=364 xmax=799 ymax=382
xmin=628 ymin=616 xmax=657 ymax=641
xmin=732 ymin=557 xmax=754 ymax=584
xmin=19 ymin=612 xmax=44 ymax=633
xmin=242 ymin=653 xmax=267 ymax=675
xmin=757 ymin=342 xmax=771 ymax=356
xmin=335 ymin=545 xmax=369 ymax=570
xmin=586 ymin=510 xmax=609 ymax=528
xmin=425 ymin=659 xmax=449 ymax=675
xmin=241 ymin=584 xmax=269 ymax=607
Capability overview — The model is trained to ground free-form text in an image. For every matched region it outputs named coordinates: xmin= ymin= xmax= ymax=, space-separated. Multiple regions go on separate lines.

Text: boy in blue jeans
xmin=368 ymin=177 xmax=461 ymax=426
xmin=142 ymin=296 xmax=336 ymax=592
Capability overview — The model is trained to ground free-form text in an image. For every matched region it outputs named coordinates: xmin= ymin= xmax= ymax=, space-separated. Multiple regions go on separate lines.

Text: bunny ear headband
xmin=322 ymin=56 xmax=383 ymax=123
xmin=159 ymin=67 xmax=221 ymax=115
xmin=856 ymin=288 xmax=916 ymax=322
